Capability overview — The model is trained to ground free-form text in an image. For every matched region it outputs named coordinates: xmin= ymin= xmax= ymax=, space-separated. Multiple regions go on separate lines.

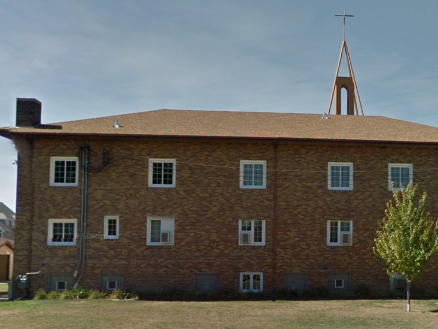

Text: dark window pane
xmin=151 ymin=220 xmax=161 ymax=242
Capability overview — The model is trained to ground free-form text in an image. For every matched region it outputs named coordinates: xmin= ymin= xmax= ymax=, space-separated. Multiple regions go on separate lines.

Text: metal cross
xmin=335 ymin=7 xmax=354 ymax=41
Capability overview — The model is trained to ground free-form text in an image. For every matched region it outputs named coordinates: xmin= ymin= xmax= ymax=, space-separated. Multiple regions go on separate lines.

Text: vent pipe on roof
xmin=113 ymin=120 xmax=119 ymax=129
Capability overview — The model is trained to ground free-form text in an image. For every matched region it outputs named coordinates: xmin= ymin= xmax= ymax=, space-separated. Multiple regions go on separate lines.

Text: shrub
xmin=33 ymin=289 xmax=47 ymax=300
xmin=354 ymin=284 xmax=372 ymax=298
xmin=108 ymin=289 xmax=125 ymax=299
xmin=302 ymin=286 xmax=330 ymax=298
xmin=88 ymin=289 xmax=107 ymax=299
xmin=60 ymin=290 xmax=76 ymax=299
xmin=46 ymin=291 xmax=61 ymax=299
xmin=75 ymin=289 xmax=90 ymax=299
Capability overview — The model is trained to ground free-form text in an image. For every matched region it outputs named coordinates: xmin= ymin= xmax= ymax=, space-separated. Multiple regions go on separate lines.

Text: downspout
xmin=74 ymin=145 xmax=90 ymax=288
xmin=27 ymin=137 xmax=35 ymax=275
xmin=271 ymin=139 xmax=278 ymax=298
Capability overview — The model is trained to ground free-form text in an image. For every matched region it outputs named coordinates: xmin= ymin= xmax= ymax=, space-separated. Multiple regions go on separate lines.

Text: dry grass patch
xmin=0 ymin=299 xmax=437 ymax=329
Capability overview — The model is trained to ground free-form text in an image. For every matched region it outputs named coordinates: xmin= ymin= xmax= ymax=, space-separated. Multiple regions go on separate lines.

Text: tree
xmin=373 ymin=183 xmax=438 ymax=312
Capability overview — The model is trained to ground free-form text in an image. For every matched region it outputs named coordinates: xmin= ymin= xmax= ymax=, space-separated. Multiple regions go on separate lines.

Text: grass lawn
xmin=0 ymin=299 xmax=437 ymax=329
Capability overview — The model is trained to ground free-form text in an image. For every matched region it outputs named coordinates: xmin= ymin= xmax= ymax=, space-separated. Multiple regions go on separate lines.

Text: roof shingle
xmin=1 ymin=109 xmax=438 ymax=144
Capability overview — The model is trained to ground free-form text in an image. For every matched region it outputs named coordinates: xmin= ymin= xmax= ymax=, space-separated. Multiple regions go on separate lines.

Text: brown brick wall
xmin=13 ymin=137 xmax=438 ymax=296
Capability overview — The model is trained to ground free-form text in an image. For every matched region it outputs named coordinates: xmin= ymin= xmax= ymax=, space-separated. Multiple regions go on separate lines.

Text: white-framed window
xmin=240 ymin=272 xmax=263 ymax=293
xmin=146 ymin=216 xmax=174 ymax=246
xmin=328 ymin=162 xmax=353 ymax=190
xmin=240 ymin=160 xmax=266 ymax=189
xmin=238 ymin=220 xmax=265 ymax=246
xmin=334 ymin=279 xmax=344 ymax=289
xmin=104 ymin=216 xmax=119 ymax=239
xmin=148 ymin=159 xmax=176 ymax=188
xmin=56 ymin=281 xmax=67 ymax=291
xmin=327 ymin=221 xmax=353 ymax=246
xmin=50 ymin=157 xmax=79 ymax=187
xmin=107 ymin=280 xmax=118 ymax=291
xmin=388 ymin=163 xmax=413 ymax=190
xmin=47 ymin=219 xmax=77 ymax=246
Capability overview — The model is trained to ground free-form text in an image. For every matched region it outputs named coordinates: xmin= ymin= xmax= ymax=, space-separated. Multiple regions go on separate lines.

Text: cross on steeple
xmin=335 ymin=7 xmax=354 ymax=41
xmin=327 ymin=8 xmax=364 ymax=116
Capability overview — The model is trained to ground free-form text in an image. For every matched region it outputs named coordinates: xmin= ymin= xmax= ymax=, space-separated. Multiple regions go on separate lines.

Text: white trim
xmin=49 ymin=157 xmax=79 ymax=187
xmin=238 ymin=219 xmax=266 ymax=246
xmin=388 ymin=163 xmax=413 ymax=191
xmin=327 ymin=221 xmax=353 ymax=246
xmin=239 ymin=272 xmax=263 ymax=293
xmin=240 ymin=160 xmax=267 ymax=189
xmin=148 ymin=159 xmax=176 ymax=188
xmin=146 ymin=216 xmax=175 ymax=246
xmin=104 ymin=216 xmax=119 ymax=239
xmin=47 ymin=219 xmax=77 ymax=246
xmin=328 ymin=162 xmax=353 ymax=190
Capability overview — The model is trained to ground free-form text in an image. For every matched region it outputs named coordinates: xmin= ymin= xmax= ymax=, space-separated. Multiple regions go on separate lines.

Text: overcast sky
xmin=1 ymin=0 xmax=438 ymax=211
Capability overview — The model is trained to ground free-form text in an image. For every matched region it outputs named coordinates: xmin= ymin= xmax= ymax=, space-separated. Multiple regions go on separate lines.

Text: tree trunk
xmin=406 ymin=281 xmax=411 ymax=312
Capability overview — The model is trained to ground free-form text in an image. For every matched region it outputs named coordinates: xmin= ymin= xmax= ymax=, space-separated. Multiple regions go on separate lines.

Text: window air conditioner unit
xmin=241 ymin=232 xmax=252 ymax=245
xmin=394 ymin=278 xmax=407 ymax=289
xmin=161 ymin=232 xmax=171 ymax=243
xmin=341 ymin=233 xmax=351 ymax=245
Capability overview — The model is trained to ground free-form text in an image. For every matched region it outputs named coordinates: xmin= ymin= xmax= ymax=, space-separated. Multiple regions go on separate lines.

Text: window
xmin=148 ymin=159 xmax=176 ymax=188
xmin=388 ymin=164 xmax=413 ymax=190
xmin=328 ymin=162 xmax=353 ymax=190
xmin=47 ymin=219 xmax=77 ymax=246
xmin=238 ymin=220 xmax=265 ymax=246
xmin=107 ymin=281 xmax=117 ymax=291
xmin=240 ymin=272 xmax=263 ymax=293
xmin=104 ymin=216 xmax=119 ymax=239
xmin=334 ymin=279 xmax=344 ymax=289
xmin=50 ymin=157 xmax=79 ymax=187
xmin=147 ymin=217 xmax=174 ymax=245
xmin=327 ymin=221 xmax=353 ymax=246
xmin=240 ymin=160 xmax=266 ymax=189
xmin=56 ymin=281 xmax=67 ymax=291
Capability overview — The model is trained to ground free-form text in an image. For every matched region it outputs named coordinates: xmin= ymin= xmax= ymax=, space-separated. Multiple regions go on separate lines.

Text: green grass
xmin=0 ymin=299 xmax=437 ymax=329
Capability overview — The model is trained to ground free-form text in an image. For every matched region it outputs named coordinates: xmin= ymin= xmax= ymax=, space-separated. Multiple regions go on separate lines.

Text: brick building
xmin=1 ymin=97 xmax=438 ymax=296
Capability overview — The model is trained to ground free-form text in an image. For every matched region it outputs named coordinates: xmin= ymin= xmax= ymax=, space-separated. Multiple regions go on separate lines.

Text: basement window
xmin=56 ymin=281 xmax=67 ymax=291
xmin=334 ymin=279 xmax=344 ymax=289
xmin=107 ymin=281 xmax=118 ymax=291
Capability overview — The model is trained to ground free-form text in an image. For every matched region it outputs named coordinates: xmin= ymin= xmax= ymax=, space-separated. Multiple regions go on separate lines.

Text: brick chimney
xmin=16 ymin=98 xmax=42 ymax=127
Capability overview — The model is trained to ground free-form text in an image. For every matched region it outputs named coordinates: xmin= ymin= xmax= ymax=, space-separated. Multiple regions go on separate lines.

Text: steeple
xmin=327 ymin=8 xmax=364 ymax=116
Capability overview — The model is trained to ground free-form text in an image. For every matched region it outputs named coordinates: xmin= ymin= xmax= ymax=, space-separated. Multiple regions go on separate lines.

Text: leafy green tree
xmin=374 ymin=183 xmax=438 ymax=311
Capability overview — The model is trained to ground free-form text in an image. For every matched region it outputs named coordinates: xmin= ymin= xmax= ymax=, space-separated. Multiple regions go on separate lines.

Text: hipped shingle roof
xmin=1 ymin=109 xmax=438 ymax=144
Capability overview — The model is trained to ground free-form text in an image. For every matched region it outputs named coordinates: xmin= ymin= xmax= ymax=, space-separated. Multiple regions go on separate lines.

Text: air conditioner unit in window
xmin=161 ymin=232 xmax=171 ymax=243
xmin=394 ymin=278 xmax=407 ymax=289
xmin=341 ymin=233 xmax=351 ymax=245
xmin=241 ymin=232 xmax=252 ymax=245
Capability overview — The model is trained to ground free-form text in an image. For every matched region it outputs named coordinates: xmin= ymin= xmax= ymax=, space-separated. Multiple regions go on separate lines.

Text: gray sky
xmin=1 ymin=0 xmax=438 ymax=211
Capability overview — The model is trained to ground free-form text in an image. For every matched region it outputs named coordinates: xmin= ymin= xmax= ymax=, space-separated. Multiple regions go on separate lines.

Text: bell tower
xmin=327 ymin=8 xmax=364 ymax=116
